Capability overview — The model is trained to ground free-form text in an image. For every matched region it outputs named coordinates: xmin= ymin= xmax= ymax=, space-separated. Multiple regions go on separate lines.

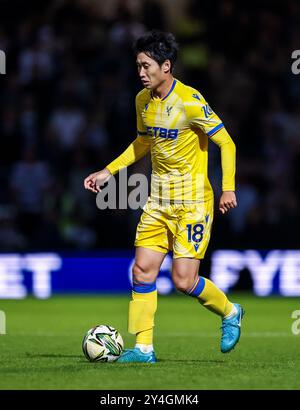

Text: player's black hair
xmin=133 ymin=30 xmax=178 ymax=72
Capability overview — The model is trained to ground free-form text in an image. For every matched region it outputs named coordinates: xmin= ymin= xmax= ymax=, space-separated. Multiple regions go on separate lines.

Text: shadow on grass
xmin=158 ymin=359 xmax=226 ymax=364
xmin=113 ymin=359 xmax=227 ymax=366
xmin=23 ymin=354 xmax=226 ymax=365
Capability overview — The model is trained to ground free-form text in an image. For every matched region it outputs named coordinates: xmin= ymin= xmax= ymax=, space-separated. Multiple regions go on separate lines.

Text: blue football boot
xmin=221 ymin=303 xmax=245 ymax=353
xmin=116 ymin=347 xmax=157 ymax=363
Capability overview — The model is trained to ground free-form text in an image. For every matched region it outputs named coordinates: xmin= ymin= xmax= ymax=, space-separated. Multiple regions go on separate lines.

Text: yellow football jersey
xmin=107 ymin=78 xmax=235 ymax=203
xmin=136 ymin=79 xmax=227 ymax=202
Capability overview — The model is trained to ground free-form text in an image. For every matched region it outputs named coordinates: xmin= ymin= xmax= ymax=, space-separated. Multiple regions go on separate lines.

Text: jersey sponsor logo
xmin=166 ymin=106 xmax=173 ymax=116
xmin=202 ymin=104 xmax=213 ymax=118
xmin=146 ymin=126 xmax=178 ymax=139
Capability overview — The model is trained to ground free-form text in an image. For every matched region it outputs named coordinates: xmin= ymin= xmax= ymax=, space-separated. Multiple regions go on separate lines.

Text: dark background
xmin=0 ymin=0 xmax=299 ymax=254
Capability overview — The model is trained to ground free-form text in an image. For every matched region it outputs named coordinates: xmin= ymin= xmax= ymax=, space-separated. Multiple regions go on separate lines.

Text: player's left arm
xmin=184 ymin=90 xmax=237 ymax=214
xmin=210 ymin=128 xmax=237 ymax=214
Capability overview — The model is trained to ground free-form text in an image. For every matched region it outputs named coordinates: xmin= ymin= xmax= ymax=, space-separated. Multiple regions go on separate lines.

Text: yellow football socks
xmin=197 ymin=277 xmax=234 ymax=317
xmin=128 ymin=286 xmax=157 ymax=345
xmin=128 ymin=276 xmax=233 ymax=349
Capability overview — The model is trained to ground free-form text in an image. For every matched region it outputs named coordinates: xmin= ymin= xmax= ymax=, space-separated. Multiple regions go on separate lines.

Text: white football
xmin=82 ymin=325 xmax=124 ymax=362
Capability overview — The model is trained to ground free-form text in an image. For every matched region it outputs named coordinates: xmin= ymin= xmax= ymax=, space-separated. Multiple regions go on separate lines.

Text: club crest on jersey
xmin=166 ymin=106 xmax=173 ymax=116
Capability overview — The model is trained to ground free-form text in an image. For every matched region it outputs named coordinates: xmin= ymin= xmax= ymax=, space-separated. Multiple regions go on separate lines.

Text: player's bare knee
xmin=172 ymin=269 xmax=197 ymax=293
xmin=132 ymin=263 xmax=144 ymax=281
xmin=132 ymin=262 xmax=155 ymax=283
xmin=173 ymin=280 xmax=190 ymax=293
xmin=172 ymin=275 xmax=192 ymax=293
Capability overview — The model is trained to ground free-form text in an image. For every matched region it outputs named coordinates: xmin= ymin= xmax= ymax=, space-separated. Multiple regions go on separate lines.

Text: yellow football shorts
xmin=134 ymin=197 xmax=214 ymax=259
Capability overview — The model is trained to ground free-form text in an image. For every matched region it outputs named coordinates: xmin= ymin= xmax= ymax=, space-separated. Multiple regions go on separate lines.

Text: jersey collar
xmin=151 ymin=79 xmax=177 ymax=102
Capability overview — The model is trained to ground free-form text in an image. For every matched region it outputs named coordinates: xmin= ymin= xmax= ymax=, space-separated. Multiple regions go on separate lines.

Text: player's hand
xmin=84 ymin=168 xmax=112 ymax=193
xmin=219 ymin=191 xmax=237 ymax=214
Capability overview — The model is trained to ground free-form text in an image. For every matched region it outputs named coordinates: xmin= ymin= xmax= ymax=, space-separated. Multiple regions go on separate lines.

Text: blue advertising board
xmin=0 ymin=250 xmax=299 ymax=298
xmin=0 ymin=251 xmax=174 ymax=299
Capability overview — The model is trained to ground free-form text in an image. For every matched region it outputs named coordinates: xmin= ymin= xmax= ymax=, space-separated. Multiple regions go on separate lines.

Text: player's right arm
xmin=84 ymin=94 xmax=151 ymax=193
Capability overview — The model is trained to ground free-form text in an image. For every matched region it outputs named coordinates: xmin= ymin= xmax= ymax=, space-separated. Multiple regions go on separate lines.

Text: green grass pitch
xmin=0 ymin=294 xmax=300 ymax=390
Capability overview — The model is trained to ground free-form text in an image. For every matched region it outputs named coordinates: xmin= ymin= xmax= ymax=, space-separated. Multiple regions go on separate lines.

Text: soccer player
xmin=84 ymin=30 xmax=244 ymax=363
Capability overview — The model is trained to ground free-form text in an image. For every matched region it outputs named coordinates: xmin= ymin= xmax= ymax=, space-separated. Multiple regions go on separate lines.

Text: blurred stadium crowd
xmin=0 ymin=0 xmax=299 ymax=252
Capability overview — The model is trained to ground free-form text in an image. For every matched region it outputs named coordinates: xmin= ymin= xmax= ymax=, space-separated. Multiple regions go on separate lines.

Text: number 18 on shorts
xmin=135 ymin=198 xmax=214 ymax=259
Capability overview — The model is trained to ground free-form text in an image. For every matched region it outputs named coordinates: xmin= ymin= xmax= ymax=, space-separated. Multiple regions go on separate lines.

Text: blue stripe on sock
xmin=188 ymin=276 xmax=205 ymax=297
xmin=133 ymin=281 xmax=156 ymax=293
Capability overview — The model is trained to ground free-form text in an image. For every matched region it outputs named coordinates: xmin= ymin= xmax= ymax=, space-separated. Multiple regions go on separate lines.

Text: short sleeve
xmin=184 ymin=91 xmax=224 ymax=137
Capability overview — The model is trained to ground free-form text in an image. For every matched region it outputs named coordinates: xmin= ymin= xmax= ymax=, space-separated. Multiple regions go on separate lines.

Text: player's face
xmin=136 ymin=52 xmax=168 ymax=90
